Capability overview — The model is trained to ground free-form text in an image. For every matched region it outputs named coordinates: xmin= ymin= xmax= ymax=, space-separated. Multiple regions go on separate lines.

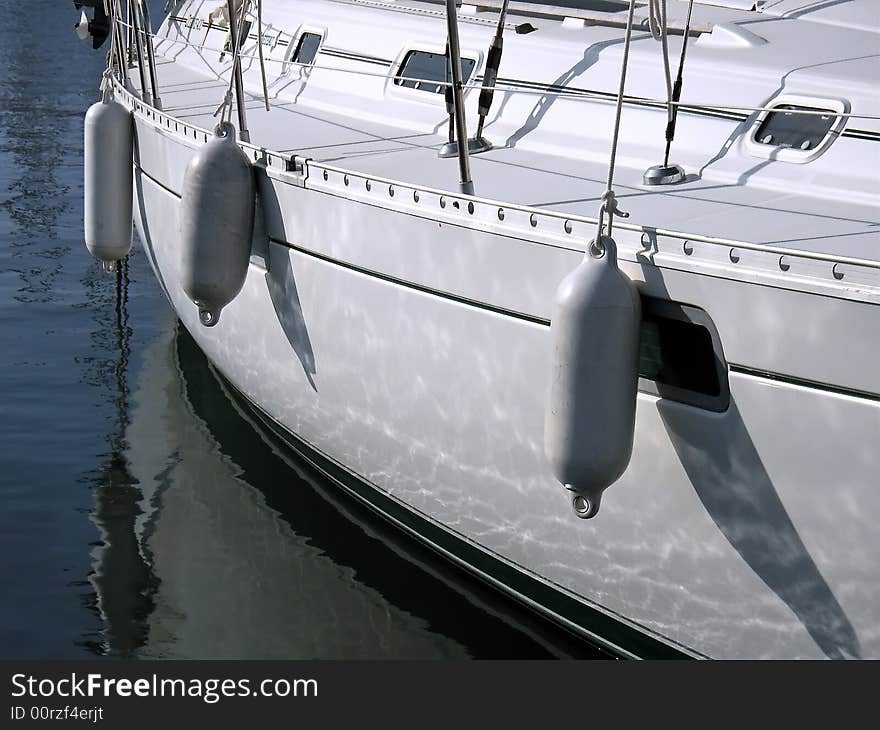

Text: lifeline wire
xmin=213 ymin=0 xmax=249 ymax=129
xmin=127 ymin=0 xmax=151 ymax=105
xmin=120 ymin=18 xmax=880 ymax=121
xmin=257 ymin=0 xmax=271 ymax=111
xmin=105 ymin=0 xmax=122 ymax=89
xmin=664 ymin=0 xmax=695 ymax=166
xmin=648 ymin=0 xmax=673 ymax=125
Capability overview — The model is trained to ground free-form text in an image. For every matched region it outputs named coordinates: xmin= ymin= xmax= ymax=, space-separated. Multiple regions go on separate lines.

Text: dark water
xmin=0 ymin=1 xmax=603 ymax=660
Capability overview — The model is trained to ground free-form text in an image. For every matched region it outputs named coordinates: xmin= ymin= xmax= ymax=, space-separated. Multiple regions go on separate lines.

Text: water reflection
xmin=87 ymin=311 xmax=600 ymax=658
xmin=0 ymin=1 xmax=597 ymax=659
xmin=84 ymin=260 xmax=158 ymax=657
xmin=0 ymin=0 xmax=156 ymax=658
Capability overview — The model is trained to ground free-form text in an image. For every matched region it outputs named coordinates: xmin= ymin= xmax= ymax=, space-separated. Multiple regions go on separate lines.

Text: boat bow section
xmin=110 ymin=0 xmax=880 ymax=659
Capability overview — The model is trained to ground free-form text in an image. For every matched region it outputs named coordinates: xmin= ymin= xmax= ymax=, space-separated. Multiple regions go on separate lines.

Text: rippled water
xmin=0 ymin=1 xmax=602 ymax=660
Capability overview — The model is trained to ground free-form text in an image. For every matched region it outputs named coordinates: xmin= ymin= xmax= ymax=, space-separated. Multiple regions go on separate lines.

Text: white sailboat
xmin=77 ymin=0 xmax=880 ymax=659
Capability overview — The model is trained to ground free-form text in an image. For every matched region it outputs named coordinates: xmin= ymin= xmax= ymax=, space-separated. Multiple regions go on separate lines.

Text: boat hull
xmin=131 ymin=111 xmax=880 ymax=660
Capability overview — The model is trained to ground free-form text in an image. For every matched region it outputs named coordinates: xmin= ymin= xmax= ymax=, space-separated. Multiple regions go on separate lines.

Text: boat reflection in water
xmin=86 ymin=282 xmax=600 ymax=659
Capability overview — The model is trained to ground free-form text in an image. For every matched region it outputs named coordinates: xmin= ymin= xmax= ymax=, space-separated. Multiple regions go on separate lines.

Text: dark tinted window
xmin=638 ymin=299 xmax=729 ymax=411
xmin=394 ymin=50 xmax=476 ymax=94
xmin=754 ymin=105 xmax=837 ymax=151
xmin=293 ymin=32 xmax=322 ymax=65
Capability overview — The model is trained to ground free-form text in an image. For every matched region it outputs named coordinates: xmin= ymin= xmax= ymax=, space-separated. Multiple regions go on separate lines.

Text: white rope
xmin=212 ymin=0 xmax=248 ymax=126
xmin=647 ymin=0 xmax=661 ymax=40
xmin=654 ymin=0 xmax=674 ymax=126
xmin=595 ymin=0 xmax=636 ymax=245
xmin=100 ymin=68 xmax=115 ymax=102
xmin=646 ymin=1 xmax=674 ymax=126
xmin=104 ymin=0 xmax=130 ymax=99
xmin=105 ymin=0 xmax=122 ymax=91
xmin=125 ymin=19 xmax=880 ymax=122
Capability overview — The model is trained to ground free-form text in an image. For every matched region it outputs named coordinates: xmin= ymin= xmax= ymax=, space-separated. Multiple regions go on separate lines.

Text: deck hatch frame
xmin=282 ymin=25 xmax=326 ymax=75
xmin=742 ymin=94 xmax=850 ymax=164
xmin=386 ymin=42 xmax=481 ymax=105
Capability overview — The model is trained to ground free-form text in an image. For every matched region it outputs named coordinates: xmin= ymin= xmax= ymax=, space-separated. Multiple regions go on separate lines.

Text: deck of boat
xmin=132 ymin=54 xmax=880 ymax=263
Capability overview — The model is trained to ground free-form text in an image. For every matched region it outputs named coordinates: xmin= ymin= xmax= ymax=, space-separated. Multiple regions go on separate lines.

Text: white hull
xmin=84 ymin=0 xmax=880 ymax=658
xmin=130 ymin=112 xmax=878 ymax=658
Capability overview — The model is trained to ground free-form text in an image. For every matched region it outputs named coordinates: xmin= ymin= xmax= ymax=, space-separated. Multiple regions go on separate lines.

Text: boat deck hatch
xmin=754 ymin=105 xmax=837 ymax=152
xmin=283 ymin=30 xmax=323 ymax=73
xmin=638 ymin=299 xmax=730 ymax=412
xmin=394 ymin=50 xmax=476 ymax=94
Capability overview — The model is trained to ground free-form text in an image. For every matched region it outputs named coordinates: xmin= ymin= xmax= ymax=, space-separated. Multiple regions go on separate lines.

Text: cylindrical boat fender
xmin=84 ymin=93 xmax=133 ymax=273
xmin=178 ymin=122 xmax=255 ymax=327
xmin=544 ymin=235 xmax=641 ymax=519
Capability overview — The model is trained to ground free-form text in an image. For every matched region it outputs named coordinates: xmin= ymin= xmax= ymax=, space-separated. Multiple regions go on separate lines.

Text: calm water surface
xmin=0 ymin=1 xmax=603 ymax=660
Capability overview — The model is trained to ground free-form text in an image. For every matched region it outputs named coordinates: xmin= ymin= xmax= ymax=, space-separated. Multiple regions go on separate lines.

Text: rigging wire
xmin=212 ymin=0 xmax=250 ymax=137
xmin=594 ymin=0 xmax=636 ymax=244
xmin=118 ymin=18 xmax=880 ymax=122
xmin=126 ymin=0 xmax=152 ymax=106
xmin=138 ymin=0 xmax=163 ymax=109
xmin=647 ymin=0 xmax=673 ymax=127
xmin=664 ymin=0 xmax=695 ymax=167
xmin=108 ymin=0 xmax=127 ymax=84
xmin=474 ymin=0 xmax=510 ymax=140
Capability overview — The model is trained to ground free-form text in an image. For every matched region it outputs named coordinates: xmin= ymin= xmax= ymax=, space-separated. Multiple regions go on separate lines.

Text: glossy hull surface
xmin=131 ymin=109 xmax=880 ymax=659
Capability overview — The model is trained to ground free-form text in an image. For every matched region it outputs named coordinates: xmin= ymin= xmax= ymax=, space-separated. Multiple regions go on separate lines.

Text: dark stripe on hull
xmin=272 ymin=236 xmax=551 ymax=326
xmin=729 ymin=365 xmax=880 ymax=403
xmin=133 ymin=162 xmax=880 ymax=404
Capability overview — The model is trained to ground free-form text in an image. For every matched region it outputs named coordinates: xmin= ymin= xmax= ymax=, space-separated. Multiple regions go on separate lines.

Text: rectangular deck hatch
xmin=394 ymin=50 xmax=476 ymax=94
xmin=754 ymin=105 xmax=837 ymax=151
xmin=744 ymin=95 xmax=848 ymax=163
xmin=292 ymin=32 xmax=322 ymax=66
xmin=282 ymin=30 xmax=323 ymax=74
